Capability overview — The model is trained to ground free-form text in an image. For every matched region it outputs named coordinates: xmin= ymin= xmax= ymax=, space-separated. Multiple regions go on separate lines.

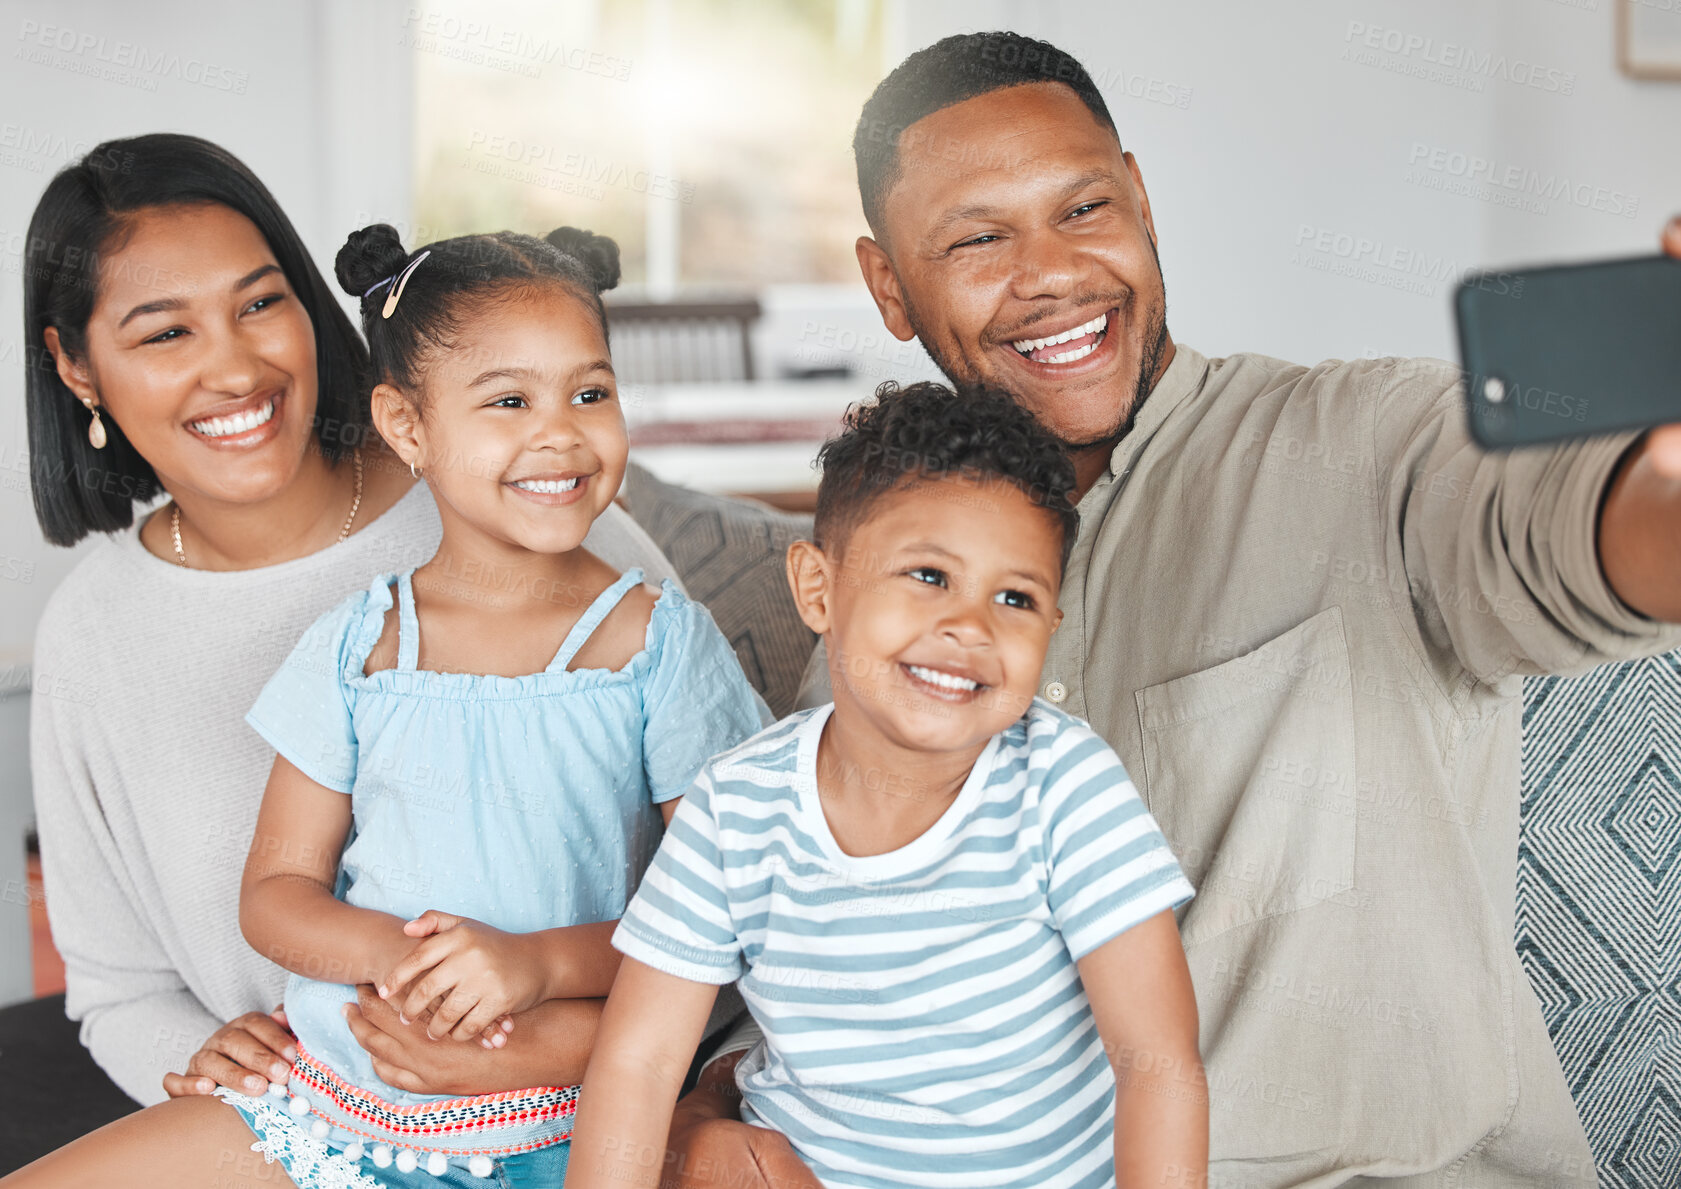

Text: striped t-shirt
xmin=613 ymin=699 xmax=1195 ymax=1189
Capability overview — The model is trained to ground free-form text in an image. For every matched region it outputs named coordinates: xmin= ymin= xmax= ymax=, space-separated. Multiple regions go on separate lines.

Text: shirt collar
xmin=1105 ymin=341 xmax=1210 ymax=478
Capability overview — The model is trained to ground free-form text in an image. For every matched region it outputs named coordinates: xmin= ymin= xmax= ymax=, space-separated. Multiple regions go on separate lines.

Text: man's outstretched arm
xmin=1372 ymin=215 xmax=1681 ymax=689
xmin=1597 ymin=214 xmax=1681 ymax=622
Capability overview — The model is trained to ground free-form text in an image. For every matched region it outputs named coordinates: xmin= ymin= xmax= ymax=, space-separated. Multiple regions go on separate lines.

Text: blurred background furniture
xmin=0 ymin=658 xmax=139 ymax=1171
xmin=623 ymin=378 xmax=869 ymax=512
xmin=0 ymin=658 xmax=32 ymax=1007
xmin=607 ymin=297 xmax=763 ymax=385
xmin=620 ymin=462 xmax=815 ymax=719
xmin=0 ymin=993 xmax=138 ymax=1164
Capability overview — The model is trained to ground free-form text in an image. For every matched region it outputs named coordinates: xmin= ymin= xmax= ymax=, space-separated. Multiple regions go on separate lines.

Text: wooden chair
xmin=604 ymin=297 xmax=761 ymax=385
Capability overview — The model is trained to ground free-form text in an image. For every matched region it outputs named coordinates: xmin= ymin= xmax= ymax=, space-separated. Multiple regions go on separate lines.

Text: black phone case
xmin=1454 ymin=254 xmax=1681 ymax=449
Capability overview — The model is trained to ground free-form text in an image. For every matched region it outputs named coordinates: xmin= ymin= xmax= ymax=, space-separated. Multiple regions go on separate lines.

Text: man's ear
xmin=43 ymin=327 xmax=98 ymax=408
xmin=785 ymin=539 xmax=835 ymax=635
xmin=855 ymin=236 xmax=915 ymax=343
xmin=370 ymin=383 xmax=423 ymax=470
xmin=1121 ymin=150 xmax=1159 ymax=252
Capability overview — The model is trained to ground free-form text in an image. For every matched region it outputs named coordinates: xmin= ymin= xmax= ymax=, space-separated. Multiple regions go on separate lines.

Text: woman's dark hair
xmin=814 ymin=379 xmax=1079 ymax=574
xmin=22 ymin=132 xmax=371 ymax=546
xmin=333 ymin=224 xmax=621 ymax=396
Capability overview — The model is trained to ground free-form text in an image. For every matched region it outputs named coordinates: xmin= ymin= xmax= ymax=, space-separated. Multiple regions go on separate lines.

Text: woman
xmin=10 ymin=133 xmax=687 ymax=1175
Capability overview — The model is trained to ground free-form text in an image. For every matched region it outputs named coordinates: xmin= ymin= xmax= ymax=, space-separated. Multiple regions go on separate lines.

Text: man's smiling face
xmin=856 ymin=82 xmax=1171 ymax=459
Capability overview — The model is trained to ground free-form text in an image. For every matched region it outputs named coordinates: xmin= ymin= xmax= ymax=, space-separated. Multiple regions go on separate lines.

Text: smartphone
xmin=1454 ymin=254 xmax=1681 ymax=449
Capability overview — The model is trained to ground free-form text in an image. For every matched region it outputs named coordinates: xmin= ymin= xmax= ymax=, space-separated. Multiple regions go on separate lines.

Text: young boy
xmin=570 ymin=381 xmax=1205 ymax=1188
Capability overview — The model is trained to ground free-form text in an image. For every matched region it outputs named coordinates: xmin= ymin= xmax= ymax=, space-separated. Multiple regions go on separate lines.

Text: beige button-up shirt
xmin=798 ymin=343 xmax=1680 ymax=1186
xmin=1049 ymin=343 xmax=1681 ymax=1187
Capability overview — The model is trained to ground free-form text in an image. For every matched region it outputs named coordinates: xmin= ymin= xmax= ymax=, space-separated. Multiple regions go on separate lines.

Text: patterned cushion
xmin=619 ymin=462 xmax=817 ymax=719
xmin=1520 ymin=653 xmax=1681 ymax=1188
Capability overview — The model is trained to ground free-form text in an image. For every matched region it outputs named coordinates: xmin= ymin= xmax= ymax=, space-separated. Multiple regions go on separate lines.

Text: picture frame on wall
xmin=1619 ymin=0 xmax=1681 ymax=79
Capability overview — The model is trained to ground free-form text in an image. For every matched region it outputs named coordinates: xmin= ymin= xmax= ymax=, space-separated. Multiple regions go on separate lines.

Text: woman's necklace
xmin=171 ymin=447 xmax=364 ymax=568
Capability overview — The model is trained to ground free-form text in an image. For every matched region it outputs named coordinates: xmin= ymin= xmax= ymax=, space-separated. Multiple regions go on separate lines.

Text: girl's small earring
xmin=410 ymin=460 xmax=421 ymax=479
xmin=85 ymin=403 xmax=107 ymax=450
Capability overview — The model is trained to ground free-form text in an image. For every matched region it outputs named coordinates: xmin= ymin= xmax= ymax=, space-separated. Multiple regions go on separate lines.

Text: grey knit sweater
xmin=29 ymin=484 xmax=676 ymax=1104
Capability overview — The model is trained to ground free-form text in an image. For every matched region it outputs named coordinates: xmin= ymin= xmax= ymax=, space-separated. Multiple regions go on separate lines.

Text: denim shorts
xmin=216 ymin=1087 xmax=570 ymax=1188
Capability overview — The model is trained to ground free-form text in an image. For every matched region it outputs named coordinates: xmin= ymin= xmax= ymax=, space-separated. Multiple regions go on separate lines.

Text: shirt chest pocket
xmin=1134 ymin=605 xmax=1357 ymax=947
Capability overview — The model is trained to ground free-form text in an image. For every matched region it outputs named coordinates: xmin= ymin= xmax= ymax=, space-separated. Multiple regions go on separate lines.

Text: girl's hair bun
xmin=334 ymin=224 xmax=410 ymax=300
xmin=545 ymin=226 xmax=621 ymax=293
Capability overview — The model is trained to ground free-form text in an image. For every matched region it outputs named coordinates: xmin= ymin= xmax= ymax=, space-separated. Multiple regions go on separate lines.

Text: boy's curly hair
xmin=813 ymin=380 xmax=1079 ymax=573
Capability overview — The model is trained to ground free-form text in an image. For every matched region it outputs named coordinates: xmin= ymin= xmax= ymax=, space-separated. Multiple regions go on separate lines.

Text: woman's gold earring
xmin=86 ymin=404 xmax=107 ymax=450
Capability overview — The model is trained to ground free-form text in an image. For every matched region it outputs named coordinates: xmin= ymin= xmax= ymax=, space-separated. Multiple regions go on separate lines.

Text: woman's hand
xmin=343 ymin=987 xmax=488 ymax=1097
xmin=161 ymin=1006 xmax=296 ymax=1098
xmin=379 ymin=910 xmax=547 ymax=1042
xmin=343 ymin=984 xmax=605 ymax=1096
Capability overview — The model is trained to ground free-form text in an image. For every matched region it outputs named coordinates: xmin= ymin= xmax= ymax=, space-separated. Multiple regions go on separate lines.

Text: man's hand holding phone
xmin=1457 ymin=215 xmax=1681 ymax=450
xmin=1645 ymin=216 xmax=1681 ymax=478
xmin=1586 ymin=215 xmax=1681 ymax=624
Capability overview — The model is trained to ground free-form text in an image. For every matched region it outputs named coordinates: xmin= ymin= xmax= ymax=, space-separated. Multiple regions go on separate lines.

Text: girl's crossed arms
xmin=239 ymin=749 xmax=680 ymax=1053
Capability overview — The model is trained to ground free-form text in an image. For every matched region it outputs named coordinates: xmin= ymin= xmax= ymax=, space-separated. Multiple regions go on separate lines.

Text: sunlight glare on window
xmin=412 ymin=0 xmax=898 ymax=294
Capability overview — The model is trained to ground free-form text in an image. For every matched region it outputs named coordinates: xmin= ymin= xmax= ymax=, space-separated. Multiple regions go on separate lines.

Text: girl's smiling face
xmin=376 ymin=285 xmax=627 ymax=557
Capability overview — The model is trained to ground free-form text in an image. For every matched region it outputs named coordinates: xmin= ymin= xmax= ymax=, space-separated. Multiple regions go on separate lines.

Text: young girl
xmin=0 ymin=222 xmax=767 ymax=1189
xmin=220 ymin=223 xmax=766 ymax=1185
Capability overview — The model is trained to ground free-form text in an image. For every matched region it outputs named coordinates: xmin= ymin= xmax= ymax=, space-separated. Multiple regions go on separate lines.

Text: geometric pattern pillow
xmin=1518 ymin=652 xmax=1681 ymax=1189
xmin=618 ymin=461 xmax=817 ymax=719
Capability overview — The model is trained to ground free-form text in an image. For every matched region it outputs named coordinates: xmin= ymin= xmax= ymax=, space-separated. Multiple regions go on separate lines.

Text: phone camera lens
xmin=1482 ymin=376 xmax=1507 ymax=404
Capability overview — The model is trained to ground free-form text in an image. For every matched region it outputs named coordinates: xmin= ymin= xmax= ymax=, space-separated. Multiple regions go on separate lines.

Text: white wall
xmin=3 ymin=0 xmax=1679 ymax=660
xmin=0 ymin=0 xmax=411 ymax=662
xmin=1486 ymin=1 xmax=1680 ymax=263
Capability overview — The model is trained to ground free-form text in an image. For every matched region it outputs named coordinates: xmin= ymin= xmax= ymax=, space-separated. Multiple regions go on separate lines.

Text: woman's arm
xmin=1077 ymin=910 xmax=1207 ymax=1187
xmin=239 ymin=755 xmax=414 ymax=988
xmin=29 ymin=680 xmax=226 ymax=1105
xmin=345 ymin=987 xmax=605 ymax=1094
xmin=568 ymin=957 xmax=721 ymax=1189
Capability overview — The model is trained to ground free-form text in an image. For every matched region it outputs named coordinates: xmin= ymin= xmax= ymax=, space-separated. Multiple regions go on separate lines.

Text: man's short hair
xmin=814 ymin=380 xmax=1079 ymax=575
xmin=853 ymin=31 xmax=1121 ymax=234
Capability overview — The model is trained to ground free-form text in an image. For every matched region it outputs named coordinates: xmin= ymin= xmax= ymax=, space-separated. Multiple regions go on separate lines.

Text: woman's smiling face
xmin=62 ymin=202 xmax=322 ymax=505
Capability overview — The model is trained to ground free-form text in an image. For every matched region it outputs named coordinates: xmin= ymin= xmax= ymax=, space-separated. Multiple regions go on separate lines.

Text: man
xmin=673 ymin=30 xmax=1681 ymax=1188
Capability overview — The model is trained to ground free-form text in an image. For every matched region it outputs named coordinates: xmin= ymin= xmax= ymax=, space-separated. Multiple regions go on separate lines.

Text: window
xmin=411 ymin=0 xmax=901 ymax=295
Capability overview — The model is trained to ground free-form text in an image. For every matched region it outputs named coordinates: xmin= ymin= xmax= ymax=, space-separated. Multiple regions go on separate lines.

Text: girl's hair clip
xmin=363 ymin=250 xmax=432 ymax=320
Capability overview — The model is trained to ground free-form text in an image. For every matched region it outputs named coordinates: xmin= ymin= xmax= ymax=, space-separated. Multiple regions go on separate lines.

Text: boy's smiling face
xmin=789 ymin=473 xmax=1065 ymax=757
